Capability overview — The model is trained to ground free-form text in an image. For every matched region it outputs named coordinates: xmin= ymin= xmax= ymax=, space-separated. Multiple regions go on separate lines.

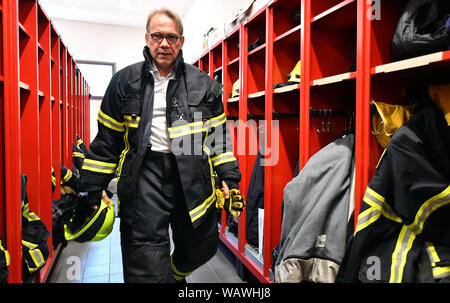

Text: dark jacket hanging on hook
xmin=337 ymin=98 xmax=450 ymax=283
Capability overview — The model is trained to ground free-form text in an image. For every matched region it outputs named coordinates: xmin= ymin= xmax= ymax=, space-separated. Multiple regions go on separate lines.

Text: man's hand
xmin=88 ymin=190 xmax=112 ymax=211
xmin=215 ymin=181 xmax=245 ymax=217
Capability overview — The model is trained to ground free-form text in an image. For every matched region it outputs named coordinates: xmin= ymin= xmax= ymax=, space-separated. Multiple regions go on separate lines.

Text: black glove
xmin=87 ymin=190 xmax=103 ymax=208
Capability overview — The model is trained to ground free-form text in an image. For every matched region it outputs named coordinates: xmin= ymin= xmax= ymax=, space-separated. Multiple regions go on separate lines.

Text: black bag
xmin=391 ymin=0 xmax=450 ymax=61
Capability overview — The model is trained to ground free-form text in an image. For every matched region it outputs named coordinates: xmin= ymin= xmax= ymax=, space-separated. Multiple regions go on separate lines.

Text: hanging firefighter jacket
xmin=52 ymin=166 xmax=81 ymax=248
xmin=337 ymin=96 xmax=450 ymax=283
xmin=21 ymin=175 xmax=51 ymax=275
xmin=0 ymin=238 xmax=9 ymax=283
xmin=274 ymin=131 xmax=355 ymax=283
xmin=76 ymin=135 xmax=88 ymax=156
xmin=246 ymin=152 xmax=265 ymax=247
xmin=79 ymin=47 xmax=241 ymax=229
xmin=391 ymin=0 xmax=450 ymax=61
xmin=428 ymin=83 xmax=450 ymax=125
xmin=72 ymin=143 xmax=85 ymax=175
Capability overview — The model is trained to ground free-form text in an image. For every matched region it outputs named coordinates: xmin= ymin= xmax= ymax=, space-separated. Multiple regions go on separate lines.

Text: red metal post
xmin=354 ymin=0 xmax=372 ymax=228
xmin=299 ymin=0 xmax=311 ymax=170
xmin=86 ymin=84 xmax=90 ymax=145
xmin=19 ymin=0 xmax=40 ymax=216
xmin=51 ymin=31 xmax=61 ymax=201
xmin=3 ymin=0 xmax=23 ymax=283
xmin=238 ymin=23 xmax=248 ymax=255
xmin=61 ymin=45 xmax=69 ymax=168
xmin=263 ymin=5 xmax=274 ymax=280
xmin=37 ymin=7 xmax=53 ymax=270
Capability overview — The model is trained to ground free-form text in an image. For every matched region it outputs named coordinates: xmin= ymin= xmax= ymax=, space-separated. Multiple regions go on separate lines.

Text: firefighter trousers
xmin=120 ymin=148 xmax=219 ymax=283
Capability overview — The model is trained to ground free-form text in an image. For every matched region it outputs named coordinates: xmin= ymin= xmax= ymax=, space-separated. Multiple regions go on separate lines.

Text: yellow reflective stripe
xmin=211 ymin=152 xmax=237 ymax=167
xmin=124 ymin=115 xmax=140 ymax=128
xmin=189 ymin=192 xmax=216 ymax=223
xmin=22 ymin=241 xmax=46 ymax=272
xmin=407 ymin=185 xmax=450 ymax=235
xmin=170 ymin=254 xmax=192 ymax=280
xmin=22 ymin=203 xmax=40 ymax=221
xmin=117 ymin=125 xmax=131 ymax=181
xmin=425 ymin=242 xmax=450 ymax=279
xmin=208 ymin=113 xmax=227 ymax=128
xmin=82 ymin=159 xmax=117 ymax=174
xmin=389 ymin=226 xmax=416 ymax=283
xmin=168 ymin=113 xmax=227 ymax=139
xmin=426 ymin=242 xmax=440 ymax=267
xmin=77 ymin=138 xmax=83 ymax=147
xmin=22 ymin=240 xmax=38 ymax=249
xmin=376 ymin=149 xmax=386 ymax=169
xmin=433 ymin=266 xmax=450 ymax=279
xmin=73 ymin=152 xmax=85 ymax=158
xmin=62 ymin=169 xmax=72 ymax=183
xmin=98 ymin=110 xmax=125 ymax=132
xmin=0 ymin=241 xmax=10 ymax=266
xmin=364 ymin=188 xmax=402 ymax=223
xmin=189 ymin=131 xmax=216 ymax=224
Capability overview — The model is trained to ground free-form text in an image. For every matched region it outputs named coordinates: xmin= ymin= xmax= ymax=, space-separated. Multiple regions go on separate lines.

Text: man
xmin=79 ymin=8 xmax=243 ymax=283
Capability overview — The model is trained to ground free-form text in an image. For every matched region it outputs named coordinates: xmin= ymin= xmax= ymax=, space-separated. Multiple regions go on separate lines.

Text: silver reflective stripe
xmin=189 ymin=193 xmax=216 ymax=223
xmin=364 ymin=190 xmax=402 ymax=223
xmin=390 ymin=226 xmax=416 ymax=283
xmin=407 ymin=190 xmax=450 ymax=235
xmin=82 ymin=159 xmax=117 ymax=174
xmin=211 ymin=152 xmax=236 ymax=167
xmin=355 ymin=207 xmax=380 ymax=233
xmin=30 ymin=248 xmax=45 ymax=267
xmin=97 ymin=110 xmax=125 ymax=132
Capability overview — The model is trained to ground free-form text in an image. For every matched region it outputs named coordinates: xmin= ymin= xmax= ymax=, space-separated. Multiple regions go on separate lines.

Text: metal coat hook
xmin=316 ymin=110 xmax=323 ymax=133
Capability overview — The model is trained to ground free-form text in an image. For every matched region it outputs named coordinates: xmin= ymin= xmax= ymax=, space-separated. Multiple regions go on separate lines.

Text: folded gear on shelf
xmin=391 ymin=0 xmax=450 ymax=61
xmin=0 ymin=238 xmax=10 ymax=283
xmin=21 ymin=175 xmax=51 ymax=275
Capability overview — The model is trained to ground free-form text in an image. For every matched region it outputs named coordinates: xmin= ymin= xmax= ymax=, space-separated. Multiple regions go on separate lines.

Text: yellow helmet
xmin=64 ymin=196 xmax=115 ymax=242
xmin=231 ymin=79 xmax=240 ymax=98
xmin=287 ymin=60 xmax=301 ymax=84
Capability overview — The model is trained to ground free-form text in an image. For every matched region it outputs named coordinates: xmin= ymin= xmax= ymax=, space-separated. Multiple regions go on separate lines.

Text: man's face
xmin=146 ymin=13 xmax=184 ymax=74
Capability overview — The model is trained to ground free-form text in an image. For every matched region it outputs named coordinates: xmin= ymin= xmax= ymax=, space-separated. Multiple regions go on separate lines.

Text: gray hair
xmin=146 ymin=8 xmax=184 ymax=35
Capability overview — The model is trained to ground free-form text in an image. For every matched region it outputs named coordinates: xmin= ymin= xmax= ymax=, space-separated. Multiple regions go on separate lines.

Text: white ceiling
xmin=39 ymin=0 xmax=195 ymax=28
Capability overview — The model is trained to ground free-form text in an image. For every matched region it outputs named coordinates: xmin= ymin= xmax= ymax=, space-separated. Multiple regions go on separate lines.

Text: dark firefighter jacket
xmin=337 ymin=98 xmax=450 ymax=283
xmin=79 ymin=46 xmax=241 ymax=228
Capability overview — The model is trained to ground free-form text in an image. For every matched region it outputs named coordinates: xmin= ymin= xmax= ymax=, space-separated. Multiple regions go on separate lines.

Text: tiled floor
xmin=48 ymin=195 xmax=246 ymax=283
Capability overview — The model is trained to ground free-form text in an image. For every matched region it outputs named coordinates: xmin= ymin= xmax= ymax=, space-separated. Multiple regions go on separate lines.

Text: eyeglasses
xmin=147 ymin=32 xmax=182 ymax=45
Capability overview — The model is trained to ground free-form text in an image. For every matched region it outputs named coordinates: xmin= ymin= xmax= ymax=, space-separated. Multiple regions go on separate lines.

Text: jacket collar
xmin=142 ymin=46 xmax=185 ymax=79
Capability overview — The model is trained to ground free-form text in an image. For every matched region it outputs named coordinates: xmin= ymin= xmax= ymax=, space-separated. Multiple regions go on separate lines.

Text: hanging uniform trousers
xmin=245 ymin=152 xmax=265 ymax=247
xmin=80 ymin=46 xmax=241 ymax=282
xmin=337 ymin=98 xmax=450 ymax=283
